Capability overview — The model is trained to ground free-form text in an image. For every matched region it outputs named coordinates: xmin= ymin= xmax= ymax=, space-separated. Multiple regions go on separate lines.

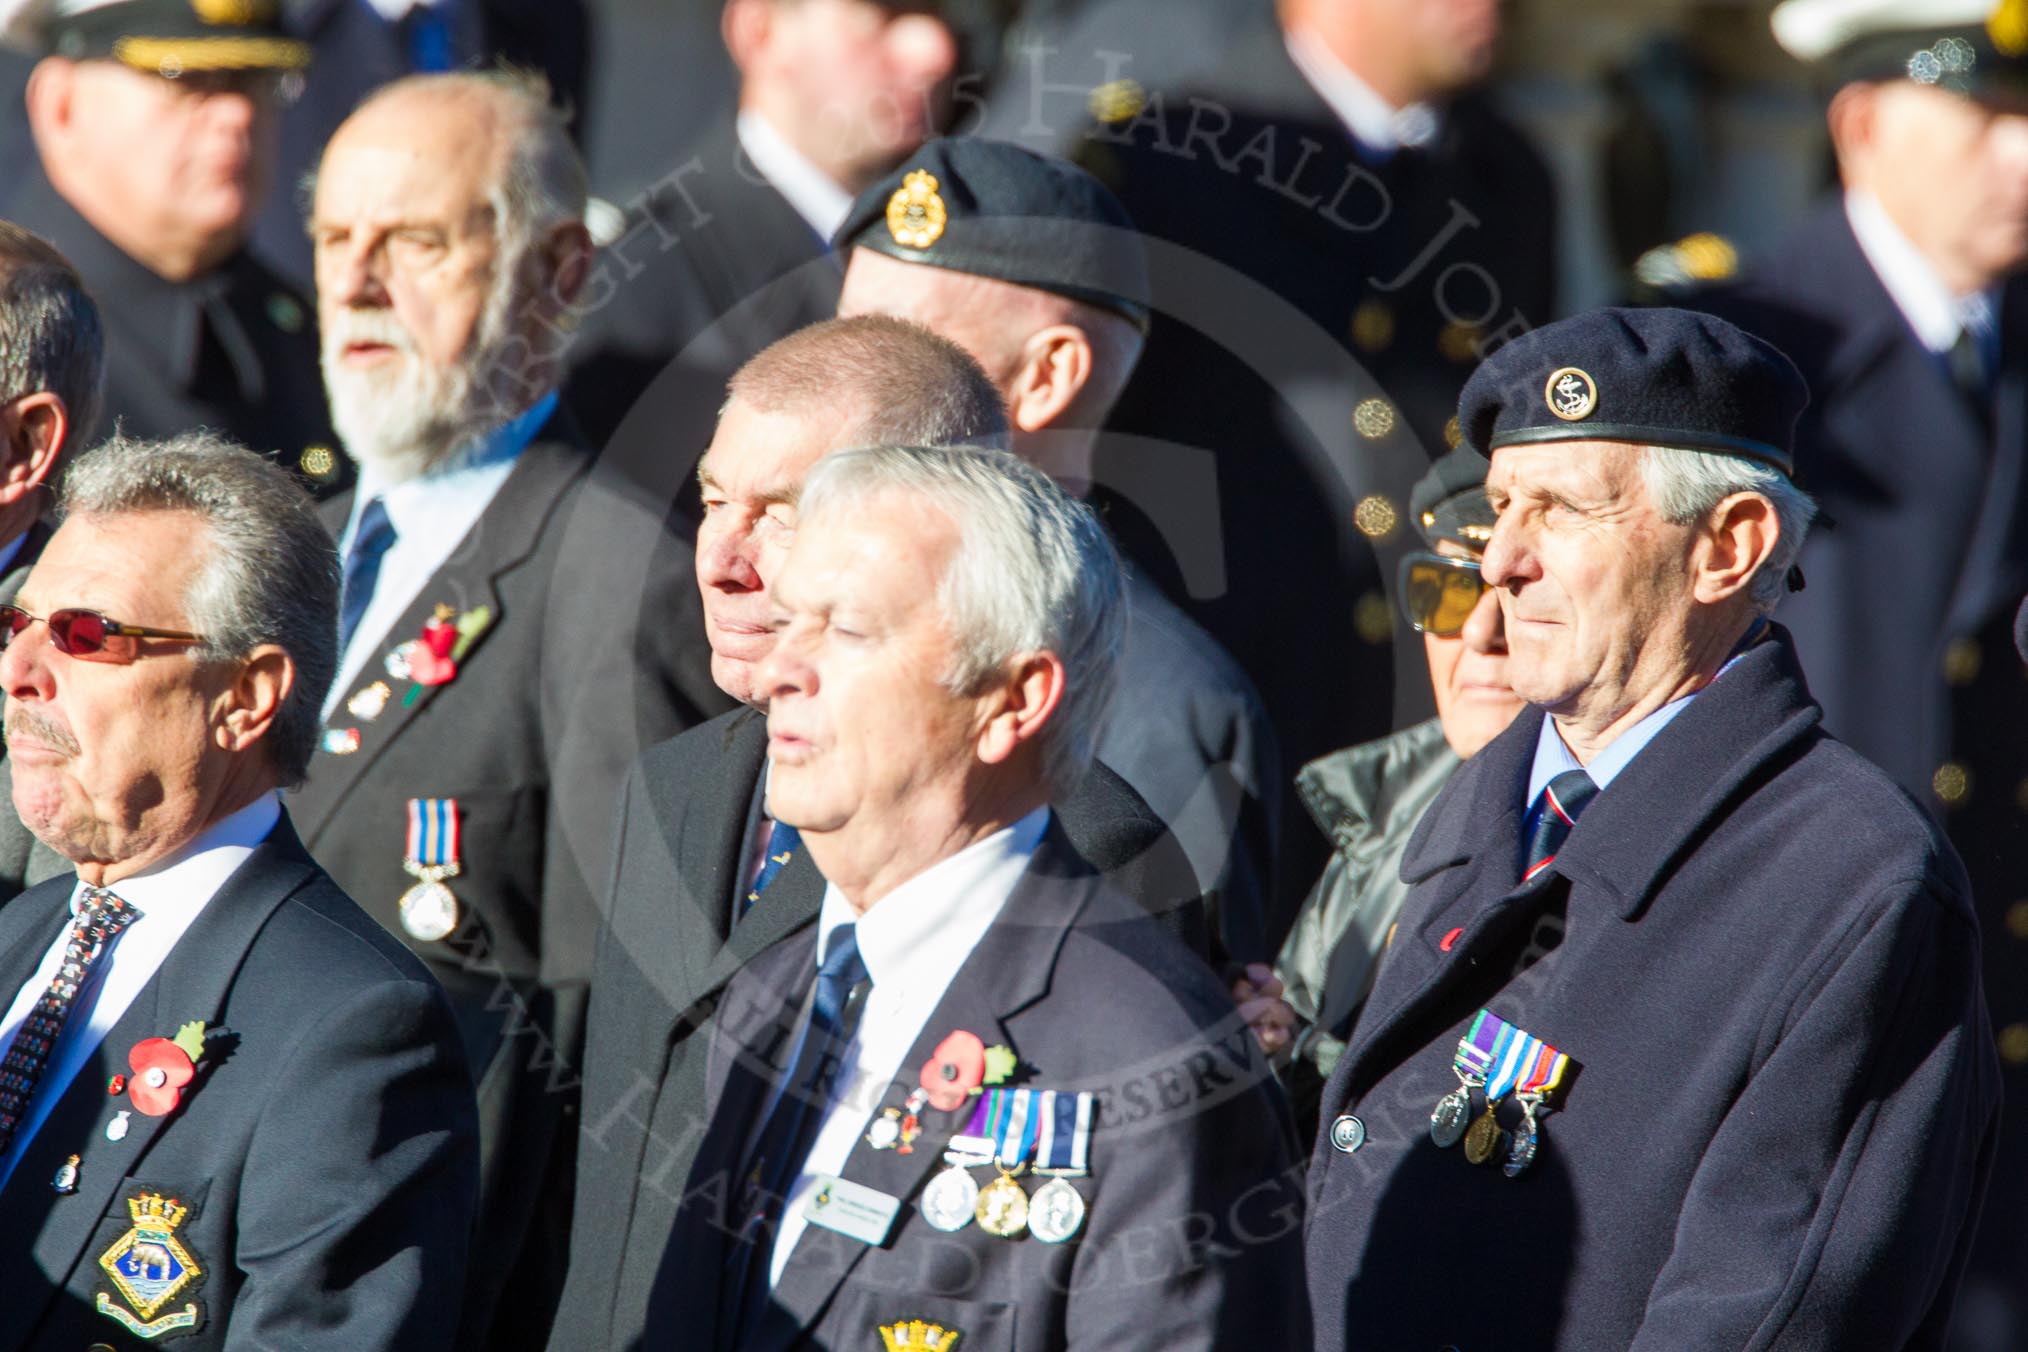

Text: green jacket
xmin=1278 ymin=718 xmax=1459 ymax=1080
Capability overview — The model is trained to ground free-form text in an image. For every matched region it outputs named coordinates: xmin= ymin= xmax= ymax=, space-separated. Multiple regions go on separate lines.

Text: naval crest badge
xmin=886 ymin=170 xmax=948 ymax=250
xmin=878 ymin=1318 xmax=962 ymax=1351
xmin=96 ymin=1190 xmax=206 ymax=1340
xmin=1544 ymin=366 xmax=1598 ymax=422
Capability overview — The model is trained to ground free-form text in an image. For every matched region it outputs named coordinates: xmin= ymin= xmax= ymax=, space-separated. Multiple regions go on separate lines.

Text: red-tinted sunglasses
xmin=0 ymin=605 xmax=203 ymax=662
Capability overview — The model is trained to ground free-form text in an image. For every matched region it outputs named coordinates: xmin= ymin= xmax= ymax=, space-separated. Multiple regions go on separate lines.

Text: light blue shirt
xmin=0 ymin=793 xmax=280 ymax=1189
xmin=323 ymin=391 xmax=557 ymax=716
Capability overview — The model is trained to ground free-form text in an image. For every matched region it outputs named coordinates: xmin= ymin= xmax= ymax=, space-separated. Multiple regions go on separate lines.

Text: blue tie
xmin=1522 ymin=769 xmax=1598 ymax=885
xmin=742 ymin=820 xmax=802 ymax=919
xmin=405 ymin=2 xmax=455 ymax=71
xmin=723 ymin=924 xmax=869 ymax=1340
xmin=338 ymin=498 xmax=395 ymax=653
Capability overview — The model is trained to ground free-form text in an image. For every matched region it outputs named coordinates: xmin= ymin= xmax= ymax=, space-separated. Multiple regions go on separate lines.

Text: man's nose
xmin=754 ymin=631 xmax=812 ymax=703
xmin=1478 ymin=515 xmax=1528 ymax=590
xmin=697 ymin=522 xmax=762 ymax=592
xmin=1461 ymin=584 xmax=1507 ymax=656
xmin=0 ymin=623 xmax=55 ymax=703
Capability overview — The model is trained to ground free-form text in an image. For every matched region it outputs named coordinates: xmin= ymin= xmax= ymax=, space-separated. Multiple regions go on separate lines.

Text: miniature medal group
xmin=1429 ymin=1008 xmax=1574 ymax=1178
xmin=914 ymin=1087 xmax=1093 ymax=1244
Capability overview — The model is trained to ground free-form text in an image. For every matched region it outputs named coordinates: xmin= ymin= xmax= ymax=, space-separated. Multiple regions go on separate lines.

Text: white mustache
xmin=323 ymin=310 xmax=419 ymax=359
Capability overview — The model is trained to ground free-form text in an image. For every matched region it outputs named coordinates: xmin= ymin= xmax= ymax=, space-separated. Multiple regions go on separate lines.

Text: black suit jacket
xmin=0 ymin=814 xmax=478 ymax=1350
xmin=286 ymin=411 xmax=728 ymax=1346
xmin=549 ymin=708 xmax=1232 ymax=1349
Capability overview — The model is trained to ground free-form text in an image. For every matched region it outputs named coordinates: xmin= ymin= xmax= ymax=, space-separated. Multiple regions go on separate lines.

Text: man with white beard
xmin=287 ymin=70 xmax=729 ymax=1352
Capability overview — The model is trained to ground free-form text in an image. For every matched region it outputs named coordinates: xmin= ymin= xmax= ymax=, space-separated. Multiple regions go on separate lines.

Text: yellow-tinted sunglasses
xmin=1397 ymin=552 xmax=1486 ymax=637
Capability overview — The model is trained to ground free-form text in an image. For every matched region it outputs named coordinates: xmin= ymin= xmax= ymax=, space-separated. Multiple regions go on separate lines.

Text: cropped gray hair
xmin=58 ymin=432 xmax=340 ymax=786
xmin=796 ymin=445 xmax=1124 ymax=796
xmin=0 ymin=221 xmax=104 ymax=452
xmin=1639 ymin=444 xmax=1818 ymax=614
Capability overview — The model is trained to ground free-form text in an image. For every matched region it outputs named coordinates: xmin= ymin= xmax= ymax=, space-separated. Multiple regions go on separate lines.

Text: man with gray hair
xmin=567 ymin=444 xmax=1307 ymax=1350
xmin=290 ymin=69 xmax=727 ymax=1350
xmin=0 ymin=432 xmax=477 ymax=1348
xmin=1306 ymin=309 xmax=1998 ymax=1349
xmin=0 ymin=221 xmax=103 ymax=899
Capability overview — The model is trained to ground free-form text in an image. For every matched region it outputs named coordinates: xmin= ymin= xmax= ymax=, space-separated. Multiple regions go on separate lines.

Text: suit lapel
xmin=294 ymin=426 xmax=593 ymax=838
xmin=0 ymin=817 xmax=321 ymax=1345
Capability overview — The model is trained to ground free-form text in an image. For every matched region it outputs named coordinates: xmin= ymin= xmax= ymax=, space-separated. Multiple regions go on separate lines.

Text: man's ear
xmin=722 ymin=0 xmax=773 ymax=75
xmin=0 ymin=393 xmax=66 ymax=508
xmin=215 ymin=644 xmax=294 ymax=755
xmin=1007 ymin=326 xmax=1093 ymax=435
xmin=1691 ymin=492 xmax=1780 ymax=606
xmin=1825 ymin=82 xmax=1880 ymax=169
xmin=539 ymin=219 xmax=595 ymax=311
xmin=23 ymin=57 xmax=77 ymax=148
xmin=975 ymin=651 xmax=1066 ymax=767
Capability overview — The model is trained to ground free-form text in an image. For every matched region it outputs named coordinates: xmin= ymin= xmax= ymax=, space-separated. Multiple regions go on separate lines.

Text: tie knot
xmin=74 ymin=886 xmax=138 ymax=941
xmin=819 ymin=924 xmax=867 ymax=990
xmin=1542 ymin=770 xmax=1598 ymax=826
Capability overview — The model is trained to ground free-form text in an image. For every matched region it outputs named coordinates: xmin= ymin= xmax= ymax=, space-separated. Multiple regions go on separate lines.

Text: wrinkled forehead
xmin=19 ymin=510 xmax=203 ymax=623
xmin=1488 ymin=439 xmax=1644 ymax=499
xmin=314 ymin=96 xmax=506 ymax=225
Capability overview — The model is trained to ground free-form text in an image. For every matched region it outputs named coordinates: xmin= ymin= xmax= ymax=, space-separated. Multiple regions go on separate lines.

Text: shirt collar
xmin=816 ymin=806 xmax=1051 ymax=989
xmin=1284 ymin=24 xmax=1442 ymax=160
xmin=70 ymin=793 xmax=280 ymax=918
xmin=346 ymin=389 xmax=556 ymax=543
xmin=1845 ymin=189 xmax=2000 ymax=354
xmin=736 ymin=109 xmax=855 ymax=242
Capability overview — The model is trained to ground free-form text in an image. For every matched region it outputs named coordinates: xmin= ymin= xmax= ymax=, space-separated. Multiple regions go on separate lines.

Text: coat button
xmin=1329 ymin=1114 xmax=1367 ymax=1153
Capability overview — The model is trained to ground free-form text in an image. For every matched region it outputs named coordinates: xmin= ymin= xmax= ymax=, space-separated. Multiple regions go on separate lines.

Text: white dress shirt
xmin=1284 ymin=24 xmax=1442 ymax=160
xmin=324 ymin=390 xmax=557 ymax=715
xmin=766 ymin=805 xmax=1050 ymax=1286
xmin=736 ymin=109 xmax=855 ymax=244
xmin=0 ymin=792 xmax=280 ymax=1189
xmin=1846 ymin=189 xmax=2000 ymax=359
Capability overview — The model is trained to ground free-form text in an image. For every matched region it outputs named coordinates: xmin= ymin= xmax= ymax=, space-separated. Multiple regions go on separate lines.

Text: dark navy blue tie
xmin=338 ymin=498 xmax=395 ymax=652
xmin=742 ymin=820 xmax=802 ymax=919
xmin=1522 ymin=770 xmax=1598 ymax=885
xmin=723 ymin=924 xmax=869 ymax=1341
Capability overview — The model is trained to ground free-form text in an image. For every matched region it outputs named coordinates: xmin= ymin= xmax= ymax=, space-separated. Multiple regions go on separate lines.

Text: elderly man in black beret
xmin=834 ymin=136 xmax=1280 ymax=965
xmin=1305 ymin=307 xmax=2000 ymax=1350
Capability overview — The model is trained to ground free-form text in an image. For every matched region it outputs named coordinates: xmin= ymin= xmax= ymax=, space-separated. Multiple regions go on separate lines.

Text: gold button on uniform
xmin=1353 ymin=398 xmax=1396 ymax=440
xmin=1932 ymin=762 xmax=1971 ymax=806
xmin=1941 ymin=638 xmax=1981 ymax=686
xmin=1354 ymin=591 xmax=1393 ymax=645
xmin=2007 ymin=901 xmax=2028 ymax=941
xmin=1353 ymin=495 xmax=1398 ymax=541
xmin=1087 ymin=78 xmax=1147 ymax=124
xmin=1350 ymin=300 xmax=1394 ymax=354
xmin=2000 ymin=1023 xmax=2028 ymax=1066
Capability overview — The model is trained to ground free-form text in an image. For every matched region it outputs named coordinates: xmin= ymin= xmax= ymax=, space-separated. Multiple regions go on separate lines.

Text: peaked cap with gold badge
xmin=835 ymin=136 xmax=1152 ymax=333
xmin=1456 ymin=306 xmax=1810 ymax=477
xmin=31 ymin=0 xmax=309 ymax=72
xmin=1771 ymin=0 xmax=2028 ymax=97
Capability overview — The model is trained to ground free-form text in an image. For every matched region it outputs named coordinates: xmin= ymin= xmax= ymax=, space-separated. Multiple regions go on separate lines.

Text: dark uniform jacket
xmin=7 ymin=170 xmax=343 ymax=496
xmin=287 ymin=413 xmax=728 ymax=1348
xmin=549 ymin=706 xmax=1231 ymax=1349
xmin=0 ymin=815 xmax=478 ymax=1351
xmin=1305 ymin=629 xmax=1999 ymax=1350
xmin=1074 ymin=16 xmax=1558 ymax=929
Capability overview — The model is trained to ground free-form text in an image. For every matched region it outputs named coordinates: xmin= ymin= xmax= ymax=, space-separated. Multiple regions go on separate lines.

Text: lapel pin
xmin=52 ymin=1153 xmax=79 ymax=1193
xmin=106 ymin=1110 xmax=131 ymax=1142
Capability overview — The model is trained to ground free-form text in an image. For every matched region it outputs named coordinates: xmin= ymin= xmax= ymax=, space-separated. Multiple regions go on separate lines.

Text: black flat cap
xmin=1773 ymin=0 xmax=2028 ymax=100
xmin=1410 ymin=445 xmax=1495 ymax=549
xmin=1457 ymin=306 xmax=1808 ymax=475
xmin=41 ymin=0 xmax=308 ymax=72
xmin=835 ymin=136 xmax=1151 ymax=333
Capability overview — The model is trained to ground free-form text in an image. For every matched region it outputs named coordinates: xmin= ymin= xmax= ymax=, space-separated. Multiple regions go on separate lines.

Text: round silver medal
xmin=1503 ymin=1117 xmax=1540 ymax=1178
xmin=920 ymin=1166 xmax=979 ymax=1233
xmin=399 ymin=880 xmax=460 ymax=942
xmin=866 ymin=1115 xmax=902 ymax=1150
xmin=1028 ymin=1176 xmax=1087 ymax=1244
xmin=1429 ymin=1088 xmax=1471 ymax=1148
xmin=384 ymin=642 xmax=416 ymax=681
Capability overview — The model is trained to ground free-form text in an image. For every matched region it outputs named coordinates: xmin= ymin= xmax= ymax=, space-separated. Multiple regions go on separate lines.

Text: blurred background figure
xmin=1249 ymin=444 xmax=1521 ymax=1137
xmin=1069 ymin=0 xmax=1557 ymax=942
xmin=1676 ymin=4 xmax=2028 ymax=1348
xmin=0 ymin=0 xmax=340 ymax=493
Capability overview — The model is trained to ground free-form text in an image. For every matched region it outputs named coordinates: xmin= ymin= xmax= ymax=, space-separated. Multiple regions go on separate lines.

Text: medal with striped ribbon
xmin=398 ymin=798 xmax=463 ymax=942
xmin=1431 ymin=1009 xmax=1503 ymax=1149
xmin=1461 ymin=1017 xmax=1521 ymax=1164
xmin=1504 ymin=1043 xmax=1573 ymax=1178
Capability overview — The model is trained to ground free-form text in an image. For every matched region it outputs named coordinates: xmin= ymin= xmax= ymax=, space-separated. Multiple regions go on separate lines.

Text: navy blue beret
xmin=1457 ymin=307 xmax=1809 ymax=475
xmin=1410 ymin=445 xmax=1495 ymax=549
xmin=835 ymin=137 xmax=1151 ymax=332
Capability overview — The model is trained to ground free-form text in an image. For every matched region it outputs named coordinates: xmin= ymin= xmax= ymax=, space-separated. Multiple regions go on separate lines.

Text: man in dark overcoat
xmin=1305 ymin=308 xmax=2000 ymax=1350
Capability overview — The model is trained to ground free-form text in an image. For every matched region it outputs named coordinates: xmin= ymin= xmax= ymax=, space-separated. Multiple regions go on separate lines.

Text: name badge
xmin=803 ymin=1175 xmax=901 ymax=1247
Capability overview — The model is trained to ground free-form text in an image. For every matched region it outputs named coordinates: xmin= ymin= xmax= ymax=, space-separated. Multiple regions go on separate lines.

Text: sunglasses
xmin=1398 ymin=552 xmax=1487 ymax=637
xmin=0 ymin=605 xmax=203 ymax=661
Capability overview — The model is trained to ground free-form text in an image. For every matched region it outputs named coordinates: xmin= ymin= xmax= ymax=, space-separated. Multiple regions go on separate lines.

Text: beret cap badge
xmin=885 ymin=170 xmax=948 ymax=250
xmin=1545 ymin=367 xmax=1599 ymax=421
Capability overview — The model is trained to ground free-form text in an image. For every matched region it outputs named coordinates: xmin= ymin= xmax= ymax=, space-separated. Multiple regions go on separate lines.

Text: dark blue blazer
xmin=0 ymin=813 xmax=478 ymax=1350
xmin=1304 ymin=629 xmax=1999 ymax=1350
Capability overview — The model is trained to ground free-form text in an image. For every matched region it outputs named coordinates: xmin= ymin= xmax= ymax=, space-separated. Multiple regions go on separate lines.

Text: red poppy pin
xmin=124 ymin=1022 xmax=207 ymax=1117
xmin=918 ymin=1031 xmax=1019 ymax=1112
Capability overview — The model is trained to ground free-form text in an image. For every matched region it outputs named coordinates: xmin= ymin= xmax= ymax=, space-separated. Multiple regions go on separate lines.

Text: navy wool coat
xmin=1304 ymin=627 xmax=2000 ymax=1350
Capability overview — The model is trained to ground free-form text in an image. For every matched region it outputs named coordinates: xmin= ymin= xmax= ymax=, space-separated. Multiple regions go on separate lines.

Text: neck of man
xmin=1854 ymin=172 xmax=1998 ymax=298
xmin=77 ymin=767 xmax=278 ymax=887
xmin=1012 ymin=423 xmax=1098 ymax=500
xmin=739 ymin=88 xmax=871 ymax=196
xmin=1282 ymin=4 xmax=1426 ymax=110
xmin=1550 ymin=610 xmax=1757 ymax=765
xmin=803 ymin=780 xmax=1050 ymax=914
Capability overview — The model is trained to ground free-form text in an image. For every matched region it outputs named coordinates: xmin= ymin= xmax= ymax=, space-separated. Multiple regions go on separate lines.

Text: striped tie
xmin=1522 ymin=770 xmax=1598 ymax=885
xmin=0 ymin=886 xmax=139 ymax=1153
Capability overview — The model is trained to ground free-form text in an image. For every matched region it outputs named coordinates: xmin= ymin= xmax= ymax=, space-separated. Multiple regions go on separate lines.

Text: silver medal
xmin=399 ymin=879 xmax=460 ymax=942
xmin=1504 ymin=1100 xmax=1543 ymax=1178
xmin=1028 ymin=1176 xmax=1087 ymax=1244
xmin=920 ymin=1165 xmax=979 ymax=1233
xmin=1429 ymin=1085 xmax=1472 ymax=1148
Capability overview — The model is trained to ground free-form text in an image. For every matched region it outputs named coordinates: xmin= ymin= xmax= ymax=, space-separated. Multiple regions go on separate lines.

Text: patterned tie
xmin=722 ymin=924 xmax=871 ymax=1342
xmin=741 ymin=820 xmax=802 ymax=920
xmin=1521 ymin=770 xmax=1598 ymax=886
xmin=338 ymin=497 xmax=396 ymax=653
xmin=0 ymin=886 xmax=139 ymax=1154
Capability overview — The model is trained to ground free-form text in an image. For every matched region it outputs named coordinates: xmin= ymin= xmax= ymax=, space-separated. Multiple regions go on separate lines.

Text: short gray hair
xmin=58 ymin=432 xmax=340 ymax=786
xmin=796 ymin=445 xmax=1124 ymax=796
xmin=0 ymin=220 xmax=103 ymax=451
xmin=1639 ymin=444 xmax=1818 ymax=613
